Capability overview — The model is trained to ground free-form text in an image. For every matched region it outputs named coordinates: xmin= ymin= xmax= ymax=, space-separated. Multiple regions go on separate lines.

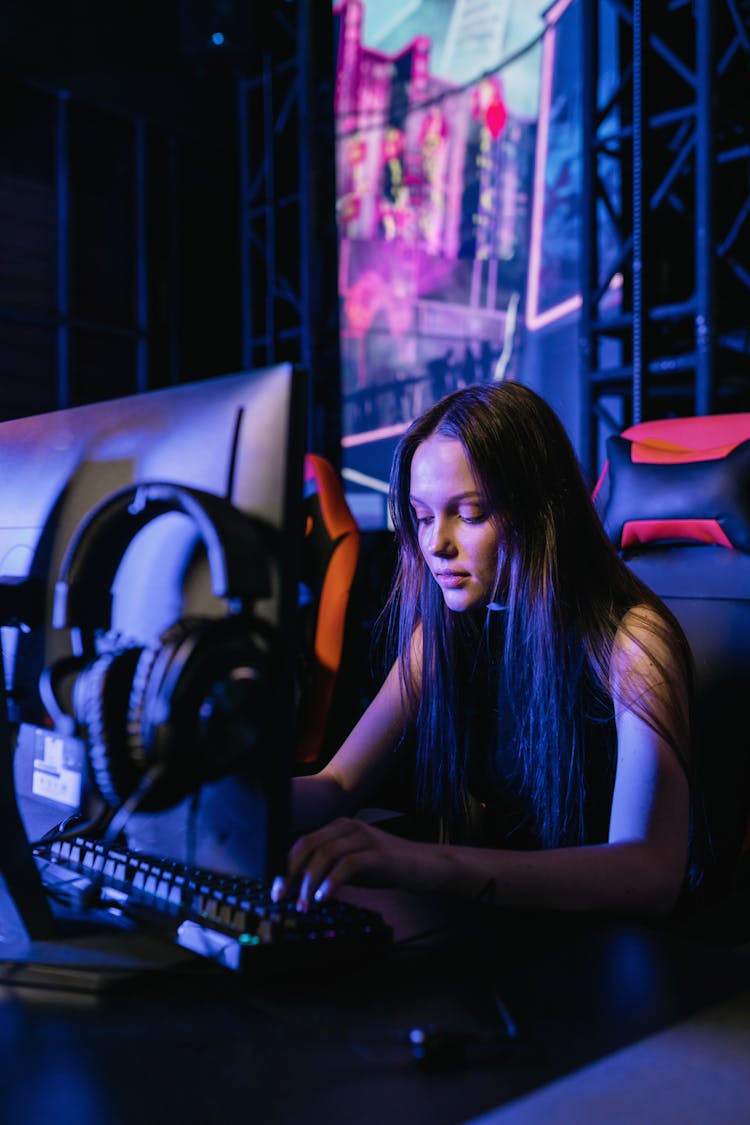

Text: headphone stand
xmin=0 ymin=578 xmax=57 ymax=943
xmin=0 ymin=579 xmax=208 ymax=992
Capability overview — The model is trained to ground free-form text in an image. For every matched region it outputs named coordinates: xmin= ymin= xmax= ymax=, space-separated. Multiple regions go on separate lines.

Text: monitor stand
xmin=0 ymin=591 xmax=206 ymax=993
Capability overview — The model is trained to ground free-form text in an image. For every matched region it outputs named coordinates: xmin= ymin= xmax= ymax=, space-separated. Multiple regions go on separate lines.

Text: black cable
xmin=30 ymin=806 xmax=115 ymax=849
xmin=102 ymin=762 xmax=166 ymax=844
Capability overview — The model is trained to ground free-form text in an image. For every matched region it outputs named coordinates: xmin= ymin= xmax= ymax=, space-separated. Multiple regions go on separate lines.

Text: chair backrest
xmin=296 ymin=454 xmax=360 ymax=767
xmin=595 ymin=414 xmax=750 ymax=897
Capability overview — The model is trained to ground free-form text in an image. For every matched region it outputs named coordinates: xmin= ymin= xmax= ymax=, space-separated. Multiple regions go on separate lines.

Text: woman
xmin=273 ymin=383 xmax=699 ymax=916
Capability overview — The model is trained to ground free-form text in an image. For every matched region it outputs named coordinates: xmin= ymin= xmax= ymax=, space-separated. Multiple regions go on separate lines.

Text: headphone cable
xmin=103 ymin=761 xmax=166 ymax=844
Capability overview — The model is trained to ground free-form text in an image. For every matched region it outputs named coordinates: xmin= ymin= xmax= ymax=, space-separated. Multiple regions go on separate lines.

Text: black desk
xmin=1 ymin=889 xmax=748 ymax=1125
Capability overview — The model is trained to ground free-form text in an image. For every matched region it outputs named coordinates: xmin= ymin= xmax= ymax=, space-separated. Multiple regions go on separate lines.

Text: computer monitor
xmin=0 ymin=365 xmax=307 ymax=902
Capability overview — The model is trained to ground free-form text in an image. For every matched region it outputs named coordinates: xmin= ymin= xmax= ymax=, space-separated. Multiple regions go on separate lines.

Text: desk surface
xmin=466 ymin=987 xmax=750 ymax=1125
xmin=1 ymin=889 xmax=748 ymax=1125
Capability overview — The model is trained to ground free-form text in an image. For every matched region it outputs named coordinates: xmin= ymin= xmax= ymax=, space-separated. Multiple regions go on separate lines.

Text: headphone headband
xmin=53 ymin=481 xmax=272 ymax=632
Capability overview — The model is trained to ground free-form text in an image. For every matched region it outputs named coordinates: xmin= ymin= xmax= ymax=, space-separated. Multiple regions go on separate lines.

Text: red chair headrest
xmin=596 ymin=415 xmax=750 ymax=553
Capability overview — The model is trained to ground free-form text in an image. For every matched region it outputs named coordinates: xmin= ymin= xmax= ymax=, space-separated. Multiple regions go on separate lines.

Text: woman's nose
xmin=426 ymin=517 xmax=455 ymax=556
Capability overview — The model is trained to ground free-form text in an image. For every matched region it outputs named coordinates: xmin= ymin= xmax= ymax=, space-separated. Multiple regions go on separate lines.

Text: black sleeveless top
xmin=454 ymin=619 xmax=617 ymax=851
xmin=429 ymin=612 xmax=704 ymax=907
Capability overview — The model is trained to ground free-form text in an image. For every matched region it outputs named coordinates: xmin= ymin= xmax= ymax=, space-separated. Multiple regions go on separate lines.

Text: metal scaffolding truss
xmin=579 ymin=0 xmax=750 ymax=477
xmin=237 ymin=0 xmax=341 ymax=460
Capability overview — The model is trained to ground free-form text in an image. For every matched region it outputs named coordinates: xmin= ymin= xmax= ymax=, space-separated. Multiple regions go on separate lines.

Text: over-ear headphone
xmin=42 ymin=481 xmax=276 ymax=813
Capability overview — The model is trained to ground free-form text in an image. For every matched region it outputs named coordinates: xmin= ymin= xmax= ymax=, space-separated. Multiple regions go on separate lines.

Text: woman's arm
xmin=290 ymin=655 xmax=413 ymax=834
xmin=277 ymin=609 xmax=691 ymax=916
xmin=280 ymin=724 xmax=688 ymax=916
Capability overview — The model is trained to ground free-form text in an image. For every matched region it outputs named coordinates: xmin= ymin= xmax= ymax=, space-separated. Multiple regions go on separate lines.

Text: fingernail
xmin=270 ymin=877 xmax=285 ymax=903
xmin=314 ymin=879 xmax=331 ymax=903
xmin=297 ymin=873 xmax=311 ymax=911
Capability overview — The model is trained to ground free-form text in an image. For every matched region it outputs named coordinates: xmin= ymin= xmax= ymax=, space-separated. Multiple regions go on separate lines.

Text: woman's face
xmin=409 ymin=435 xmax=502 ymax=612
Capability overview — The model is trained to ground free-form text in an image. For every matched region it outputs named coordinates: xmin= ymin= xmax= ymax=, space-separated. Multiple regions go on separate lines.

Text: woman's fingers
xmin=296 ymin=821 xmax=376 ymax=908
xmin=299 ymin=845 xmax=371 ymax=910
xmin=271 ymin=818 xmax=393 ymax=909
xmin=271 ymin=818 xmax=363 ymax=905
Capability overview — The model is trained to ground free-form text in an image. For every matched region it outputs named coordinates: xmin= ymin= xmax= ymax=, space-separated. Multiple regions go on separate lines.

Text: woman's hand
xmin=271 ymin=818 xmax=426 ymax=910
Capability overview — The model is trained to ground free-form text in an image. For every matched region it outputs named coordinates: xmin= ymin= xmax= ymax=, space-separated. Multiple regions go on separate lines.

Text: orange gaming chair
xmin=296 ymin=454 xmax=361 ymax=767
xmin=594 ymin=413 xmax=750 ymax=907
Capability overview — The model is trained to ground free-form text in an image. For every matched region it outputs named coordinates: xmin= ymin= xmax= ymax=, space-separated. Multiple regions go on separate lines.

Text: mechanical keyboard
xmin=33 ymin=834 xmax=393 ymax=974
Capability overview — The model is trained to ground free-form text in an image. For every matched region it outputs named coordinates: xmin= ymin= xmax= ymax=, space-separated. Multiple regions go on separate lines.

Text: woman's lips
xmin=434 ymin=570 xmax=469 ymax=587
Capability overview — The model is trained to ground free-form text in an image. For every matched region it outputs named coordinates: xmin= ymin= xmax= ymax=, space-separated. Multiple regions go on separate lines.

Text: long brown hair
xmin=384 ymin=383 xmax=696 ymax=851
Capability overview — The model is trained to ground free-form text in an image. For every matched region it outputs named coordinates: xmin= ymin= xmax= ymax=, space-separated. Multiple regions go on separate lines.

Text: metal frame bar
xmin=579 ymin=0 xmax=750 ymax=480
xmin=237 ymin=0 xmax=340 ymax=460
xmin=55 ymin=91 xmax=70 ymax=408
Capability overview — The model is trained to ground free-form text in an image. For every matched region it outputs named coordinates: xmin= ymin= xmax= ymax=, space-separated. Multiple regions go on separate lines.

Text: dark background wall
xmin=0 ymin=0 xmax=248 ymax=420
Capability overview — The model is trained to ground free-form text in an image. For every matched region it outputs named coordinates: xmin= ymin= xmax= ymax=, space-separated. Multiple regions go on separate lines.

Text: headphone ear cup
xmin=124 ymin=622 xmax=196 ymax=811
xmin=127 ymin=614 xmax=272 ymax=808
xmin=71 ymin=647 xmax=146 ymax=808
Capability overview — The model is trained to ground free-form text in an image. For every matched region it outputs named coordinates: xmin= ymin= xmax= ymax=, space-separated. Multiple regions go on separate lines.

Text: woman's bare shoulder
xmin=610 ymin=601 xmax=687 ymax=705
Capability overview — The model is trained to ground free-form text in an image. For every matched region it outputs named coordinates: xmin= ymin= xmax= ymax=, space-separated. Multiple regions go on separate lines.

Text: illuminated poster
xmin=334 ymin=0 xmax=547 ymax=527
xmin=526 ymin=0 xmax=621 ymax=330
